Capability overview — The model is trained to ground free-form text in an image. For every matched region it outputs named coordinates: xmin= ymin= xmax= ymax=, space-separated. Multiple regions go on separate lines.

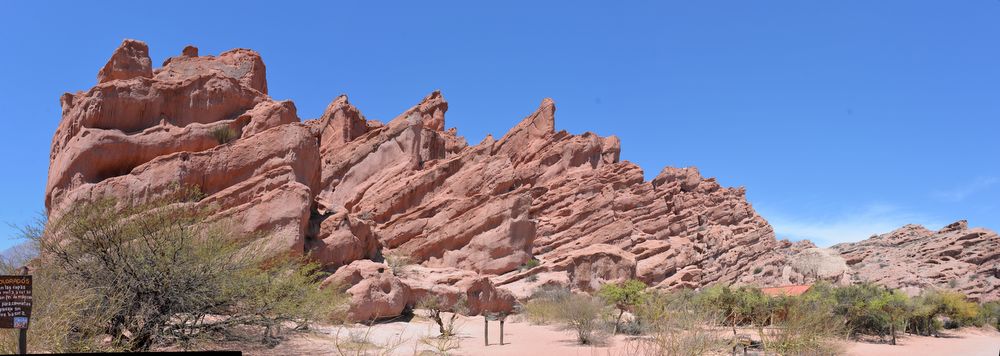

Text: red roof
xmin=761 ymin=284 xmax=812 ymax=297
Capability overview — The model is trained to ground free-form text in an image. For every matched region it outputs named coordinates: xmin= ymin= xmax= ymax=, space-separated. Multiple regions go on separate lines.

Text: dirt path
xmin=260 ymin=315 xmax=631 ymax=355
xmin=845 ymin=327 xmax=1000 ymax=356
xmin=253 ymin=317 xmax=1000 ymax=356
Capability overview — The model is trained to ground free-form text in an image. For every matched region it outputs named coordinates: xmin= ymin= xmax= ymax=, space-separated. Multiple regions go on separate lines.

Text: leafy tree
xmin=597 ymin=279 xmax=647 ymax=334
xmin=908 ymin=289 xmax=980 ymax=334
xmin=697 ymin=285 xmax=767 ymax=335
xmin=630 ymin=290 xmax=723 ymax=355
xmin=828 ymin=283 xmax=893 ymax=338
xmin=874 ymin=290 xmax=910 ymax=345
xmin=764 ymin=294 xmax=845 ymax=354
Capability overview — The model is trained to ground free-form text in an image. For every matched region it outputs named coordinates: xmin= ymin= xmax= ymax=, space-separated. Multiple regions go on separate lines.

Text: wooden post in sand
xmin=484 ymin=315 xmax=489 ymax=346
xmin=499 ymin=317 xmax=505 ymax=345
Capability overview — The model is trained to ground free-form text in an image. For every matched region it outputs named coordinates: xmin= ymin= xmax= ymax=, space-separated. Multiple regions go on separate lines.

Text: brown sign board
xmin=0 ymin=275 xmax=31 ymax=329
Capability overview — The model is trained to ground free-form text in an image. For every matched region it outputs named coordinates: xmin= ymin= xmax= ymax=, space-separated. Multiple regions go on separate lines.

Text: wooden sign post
xmin=0 ymin=274 xmax=32 ymax=355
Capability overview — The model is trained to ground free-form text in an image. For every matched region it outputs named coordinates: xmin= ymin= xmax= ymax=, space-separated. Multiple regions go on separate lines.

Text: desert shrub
xmin=807 ymin=283 xmax=911 ymax=344
xmin=417 ymin=294 xmax=468 ymax=337
xmin=802 ymin=282 xmax=986 ymax=340
xmin=597 ymin=279 xmax=647 ymax=334
xmin=333 ymin=323 xmax=408 ymax=356
xmin=764 ymin=294 xmax=845 ymax=354
xmin=907 ymin=289 xmax=980 ymax=335
xmin=980 ymin=301 xmax=1000 ymax=330
xmin=0 ymin=248 xmax=112 ymax=353
xmin=824 ymin=282 xmax=894 ymax=338
xmin=933 ymin=290 xmax=980 ymax=326
xmin=523 ymin=285 xmax=571 ymax=325
xmin=617 ymin=317 xmax=645 ymax=336
xmin=518 ymin=258 xmax=540 ymax=271
xmin=223 ymin=257 xmax=345 ymax=345
xmin=419 ymin=333 xmax=461 ymax=355
xmin=523 ymin=285 xmax=610 ymax=344
xmin=384 ymin=251 xmax=413 ymax=276
xmin=626 ymin=289 xmax=723 ymax=356
xmin=557 ymin=293 xmax=611 ymax=345
xmin=696 ymin=285 xmax=767 ymax=334
xmin=23 ymin=193 xmax=344 ymax=351
xmin=211 ymin=126 xmax=240 ymax=144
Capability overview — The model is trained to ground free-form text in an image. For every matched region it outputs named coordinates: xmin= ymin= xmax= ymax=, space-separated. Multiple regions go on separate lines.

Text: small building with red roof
xmin=761 ymin=284 xmax=813 ymax=297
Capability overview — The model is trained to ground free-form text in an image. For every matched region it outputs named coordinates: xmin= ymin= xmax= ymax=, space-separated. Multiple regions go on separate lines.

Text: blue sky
xmin=1 ymin=1 xmax=998 ymax=249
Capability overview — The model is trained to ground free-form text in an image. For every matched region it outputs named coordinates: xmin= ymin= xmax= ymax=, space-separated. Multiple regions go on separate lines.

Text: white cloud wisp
xmin=760 ymin=203 xmax=944 ymax=247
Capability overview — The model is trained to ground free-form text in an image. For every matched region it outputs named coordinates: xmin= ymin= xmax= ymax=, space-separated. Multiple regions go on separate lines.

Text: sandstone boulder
xmin=399 ymin=266 xmax=516 ymax=315
xmin=324 ymin=262 xmax=516 ymax=321
xmin=344 ymin=273 xmax=412 ymax=321
xmin=552 ymin=244 xmax=637 ymax=292
xmin=322 ymin=260 xmax=388 ymax=289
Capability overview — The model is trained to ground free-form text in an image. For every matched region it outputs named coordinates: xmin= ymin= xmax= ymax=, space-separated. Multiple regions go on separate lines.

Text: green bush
xmin=627 ymin=289 xmax=723 ymax=355
xmin=211 ymin=126 xmax=240 ymax=144
xmin=523 ymin=285 xmax=610 ymax=345
xmin=802 ymin=282 xmax=991 ymax=341
xmin=764 ymin=294 xmax=845 ymax=354
xmin=907 ymin=289 xmax=981 ymax=336
xmin=820 ymin=282 xmax=896 ymax=338
xmin=981 ymin=301 xmax=1000 ymax=330
xmin=597 ymin=279 xmax=647 ymax=334
xmin=696 ymin=284 xmax=768 ymax=334
xmin=0 ymin=249 xmax=110 ymax=353
xmin=18 ymin=192 xmax=344 ymax=351
xmin=384 ymin=251 xmax=413 ymax=276
xmin=557 ymin=293 xmax=610 ymax=345
xmin=519 ymin=258 xmax=540 ymax=271
xmin=523 ymin=285 xmax=571 ymax=325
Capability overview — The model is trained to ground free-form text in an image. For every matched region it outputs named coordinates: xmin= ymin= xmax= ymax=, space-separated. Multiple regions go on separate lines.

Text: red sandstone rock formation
xmin=832 ymin=221 xmax=1000 ymax=301
xmin=47 ymin=40 xmax=999 ymax=321
xmin=42 ymin=39 xmax=800 ymax=321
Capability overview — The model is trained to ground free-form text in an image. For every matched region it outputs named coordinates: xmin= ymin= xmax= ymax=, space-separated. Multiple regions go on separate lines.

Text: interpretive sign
xmin=0 ymin=275 xmax=31 ymax=329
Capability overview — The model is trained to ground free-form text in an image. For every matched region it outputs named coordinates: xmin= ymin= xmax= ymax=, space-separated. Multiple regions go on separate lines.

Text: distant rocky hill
xmin=832 ymin=221 xmax=999 ymax=301
xmin=43 ymin=40 xmax=999 ymax=320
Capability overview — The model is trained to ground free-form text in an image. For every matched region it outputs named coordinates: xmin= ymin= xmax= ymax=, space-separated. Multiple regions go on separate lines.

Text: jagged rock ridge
xmin=46 ymin=40 xmax=999 ymax=320
xmin=832 ymin=220 xmax=1000 ymax=301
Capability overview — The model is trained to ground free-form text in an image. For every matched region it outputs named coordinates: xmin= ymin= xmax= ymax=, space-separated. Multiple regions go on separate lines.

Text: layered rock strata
xmin=50 ymin=40 xmax=999 ymax=322
xmin=832 ymin=221 xmax=1000 ymax=301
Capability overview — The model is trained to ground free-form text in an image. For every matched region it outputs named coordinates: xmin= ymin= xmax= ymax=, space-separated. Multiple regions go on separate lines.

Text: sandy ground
xmin=248 ymin=315 xmax=1000 ymax=356
xmin=262 ymin=314 xmax=634 ymax=355
xmin=845 ymin=327 xmax=1000 ymax=356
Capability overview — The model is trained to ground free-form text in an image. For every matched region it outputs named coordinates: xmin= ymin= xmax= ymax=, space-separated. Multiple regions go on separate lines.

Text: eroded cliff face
xmin=832 ymin=221 xmax=1000 ymax=301
xmin=53 ymin=40 xmax=1000 ymax=321
xmin=43 ymin=40 xmax=800 ymax=318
